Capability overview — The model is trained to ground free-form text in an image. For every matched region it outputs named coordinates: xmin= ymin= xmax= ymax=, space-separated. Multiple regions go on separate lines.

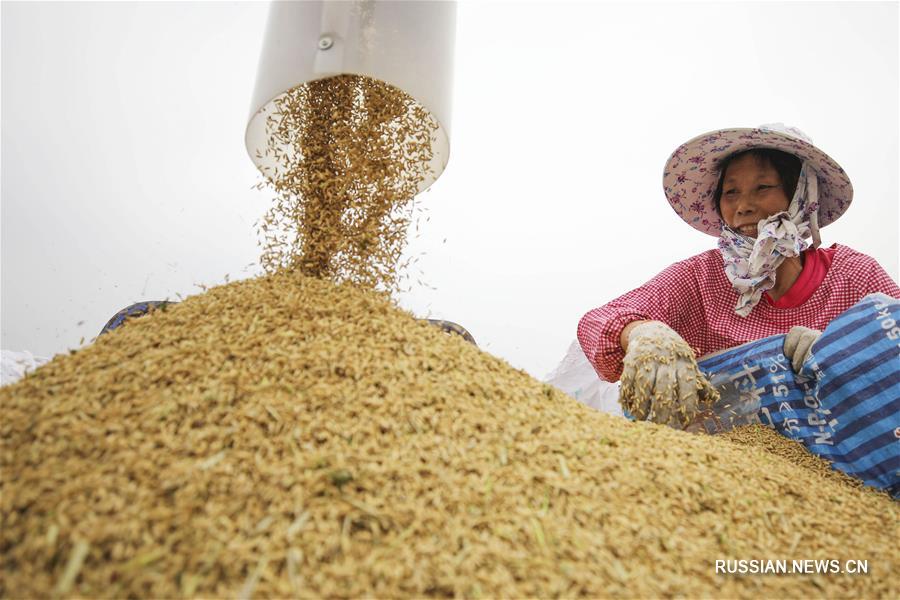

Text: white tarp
xmin=544 ymin=339 xmax=623 ymax=416
xmin=1 ymin=350 xmax=51 ymax=387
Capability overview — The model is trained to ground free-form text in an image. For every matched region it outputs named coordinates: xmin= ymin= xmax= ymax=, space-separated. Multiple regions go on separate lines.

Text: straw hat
xmin=662 ymin=123 xmax=853 ymax=236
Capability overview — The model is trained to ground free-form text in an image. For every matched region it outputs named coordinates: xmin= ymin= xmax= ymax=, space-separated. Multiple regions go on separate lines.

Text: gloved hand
xmin=620 ymin=322 xmax=719 ymax=428
xmin=783 ymin=326 xmax=821 ymax=373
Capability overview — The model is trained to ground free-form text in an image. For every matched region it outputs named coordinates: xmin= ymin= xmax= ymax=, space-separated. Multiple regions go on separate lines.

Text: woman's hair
xmin=713 ymin=149 xmax=802 ymax=215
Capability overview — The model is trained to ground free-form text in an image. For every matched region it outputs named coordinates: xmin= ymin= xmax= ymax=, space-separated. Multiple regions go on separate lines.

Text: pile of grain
xmin=721 ymin=424 xmax=867 ymax=491
xmin=255 ymin=74 xmax=437 ymax=292
xmin=1 ymin=271 xmax=896 ymax=598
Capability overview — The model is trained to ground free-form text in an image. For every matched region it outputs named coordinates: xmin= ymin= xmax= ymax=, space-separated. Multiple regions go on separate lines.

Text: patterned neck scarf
xmin=718 ymin=162 xmax=821 ymax=317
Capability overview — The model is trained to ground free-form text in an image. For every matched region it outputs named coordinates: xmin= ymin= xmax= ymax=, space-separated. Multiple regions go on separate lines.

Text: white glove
xmin=620 ymin=322 xmax=719 ymax=428
xmin=783 ymin=326 xmax=820 ymax=373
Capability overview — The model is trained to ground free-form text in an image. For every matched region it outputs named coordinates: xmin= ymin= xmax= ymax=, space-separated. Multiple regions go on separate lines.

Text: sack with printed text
xmin=688 ymin=293 xmax=899 ymax=497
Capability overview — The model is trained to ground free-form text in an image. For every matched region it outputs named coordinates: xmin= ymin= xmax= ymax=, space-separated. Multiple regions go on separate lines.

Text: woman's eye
xmin=758 ymin=184 xmax=774 ymax=191
xmin=724 ymin=189 xmax=737 ymax=196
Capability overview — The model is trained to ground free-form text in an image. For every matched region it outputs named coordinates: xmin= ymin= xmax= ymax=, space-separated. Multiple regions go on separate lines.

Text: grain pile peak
xmin=2 ymin=270 xmax=896 ymax=598
xmin=254 ymin=74 xmax=438 ymax=292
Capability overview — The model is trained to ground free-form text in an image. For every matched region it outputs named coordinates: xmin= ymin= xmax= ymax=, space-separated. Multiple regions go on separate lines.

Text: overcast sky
xmin=2 ymin=1 xmax=898 ymax=379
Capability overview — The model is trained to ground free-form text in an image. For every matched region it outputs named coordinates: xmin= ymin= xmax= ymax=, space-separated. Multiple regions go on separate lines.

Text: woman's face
xmin=719 ymin=153 xmax=791 ymax=237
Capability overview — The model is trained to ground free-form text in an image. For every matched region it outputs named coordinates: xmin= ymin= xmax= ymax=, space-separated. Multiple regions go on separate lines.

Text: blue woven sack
xmin=99 ymin=301 xmax=174 ymax=336
xmin=691 ymin=293 xmax=900 ymax=497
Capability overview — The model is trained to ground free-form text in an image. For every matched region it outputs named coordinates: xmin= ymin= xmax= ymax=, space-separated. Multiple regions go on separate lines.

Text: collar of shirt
xmin=764 ymin=244 xmax=837 ymax=309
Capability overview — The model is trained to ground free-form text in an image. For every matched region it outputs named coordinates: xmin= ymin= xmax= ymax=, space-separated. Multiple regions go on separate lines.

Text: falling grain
xmin=255 ymin=74 xmax=437 ymax=293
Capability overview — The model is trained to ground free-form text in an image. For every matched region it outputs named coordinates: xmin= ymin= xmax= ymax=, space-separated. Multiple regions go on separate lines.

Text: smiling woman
xmin=716 ymin=150 xmax=803 ymax=302
xmin=576 ymin=123 xmax=900 ymax=427
xmin=716 ymin=149 xmax=801 ymax=236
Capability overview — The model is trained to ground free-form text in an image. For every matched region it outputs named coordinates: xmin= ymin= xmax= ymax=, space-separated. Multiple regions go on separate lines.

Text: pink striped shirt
xmin=577 ymin=244 xmax=900 ymax=382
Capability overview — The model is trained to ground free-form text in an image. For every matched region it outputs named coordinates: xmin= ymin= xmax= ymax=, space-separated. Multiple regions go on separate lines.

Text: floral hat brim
xmin=662 ymin=125 xmax=853 ymax=237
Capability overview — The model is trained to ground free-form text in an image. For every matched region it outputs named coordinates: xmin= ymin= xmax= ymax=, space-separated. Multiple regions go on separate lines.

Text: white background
xmin=2 ymin=1 xmax=898 ymax=379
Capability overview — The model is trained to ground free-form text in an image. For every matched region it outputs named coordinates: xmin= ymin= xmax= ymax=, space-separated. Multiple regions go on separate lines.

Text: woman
xmin=577 ymin=124 xmax=900 ymax=428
